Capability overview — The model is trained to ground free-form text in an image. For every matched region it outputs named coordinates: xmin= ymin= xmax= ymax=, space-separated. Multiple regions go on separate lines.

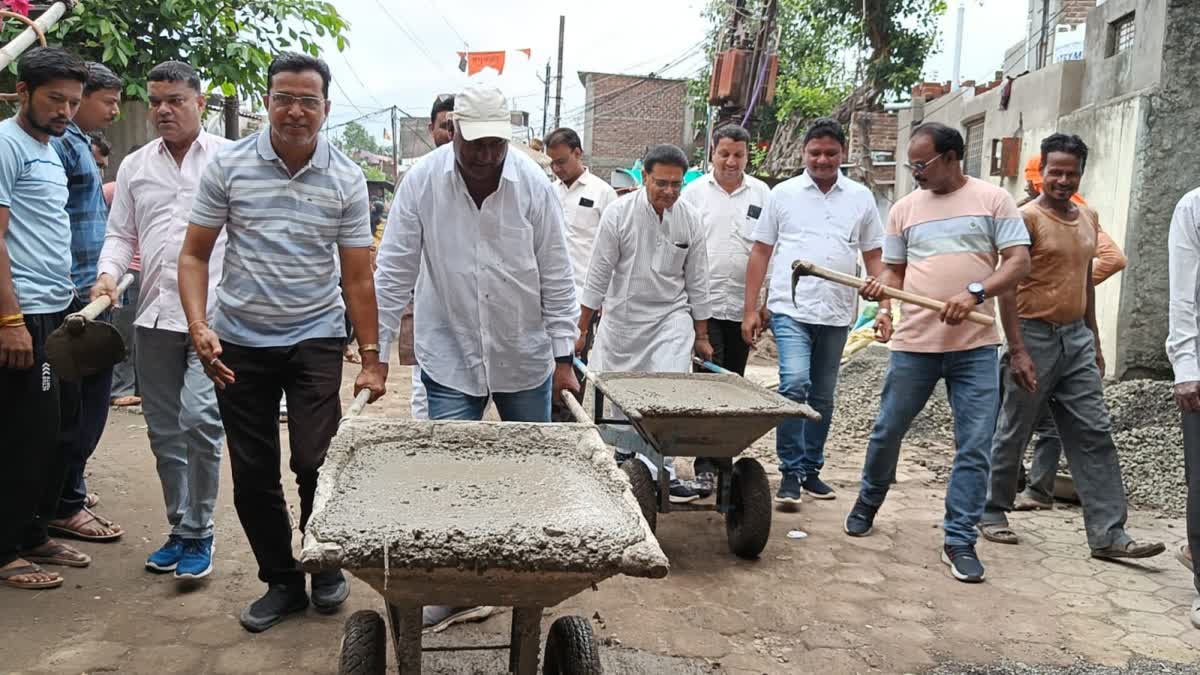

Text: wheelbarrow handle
xmin=692 ymin=357 xmax=733 ymax=375
xmin=558 ymin=389 xmax=591 ymax=424
xmin=74 ymin=273 xmax=135 ymax=322
xmin=791 ymin=259 xmax=994 ymax=327
xmin=345 ymin=389 xmax=372 ymax=418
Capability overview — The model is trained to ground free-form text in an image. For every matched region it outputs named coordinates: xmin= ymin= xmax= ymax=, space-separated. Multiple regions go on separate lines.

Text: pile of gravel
xmin=827 ymin=346 xmax=1184 ymax=514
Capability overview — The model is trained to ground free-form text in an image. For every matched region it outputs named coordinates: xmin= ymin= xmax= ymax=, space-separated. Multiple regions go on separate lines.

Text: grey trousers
xmin=1023 ymin=407 xmax=1063 ymax=503
xmin=1184 ymin=411 xmax=1200 ymax=594
xmin=136 ymin=327 xmax=225 ymax=539
xmin=982 ymin=318 xmax=1131 ymax=550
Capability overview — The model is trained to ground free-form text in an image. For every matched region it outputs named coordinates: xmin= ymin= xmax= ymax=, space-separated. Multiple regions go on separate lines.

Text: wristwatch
xmin=967 ymin=282 xmax=986 ymax=305
xmin=555 ymin=355 xmax=574 ymax=365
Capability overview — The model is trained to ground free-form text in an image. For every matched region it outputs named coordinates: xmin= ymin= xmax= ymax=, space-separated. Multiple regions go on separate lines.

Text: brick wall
xmin=1062 ymin=0 xmax=1097 ymax=25
xmin=581 ymin=73 xmax=689 ymax=181
xmin=847 ymin=111 xmax=898 ymax=191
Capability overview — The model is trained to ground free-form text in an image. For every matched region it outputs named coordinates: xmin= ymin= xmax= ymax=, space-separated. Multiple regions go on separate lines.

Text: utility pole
xmin=542 ymin=60 xmax=551 ymax=137
xmin=553 ymin=15 xmax=565 ymax=128
xmin=951 ymin=0 xmax=966 ymax=91
xmin=391 ymin=106 xmax=400 ymax=181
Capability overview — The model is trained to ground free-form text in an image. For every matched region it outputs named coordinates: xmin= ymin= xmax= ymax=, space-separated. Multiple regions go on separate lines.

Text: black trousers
xmin=215 ymin=337 xmax=344 ymax=586
xmin=55 ymin=363 xmax=112 ymax=519
xmin=707 ymin=318 xmax=750 ymax=376
xmin=0 ymin=304 xmax=80 ymax=567
xmin=1185 ymin=411 xmax=1200 ymax=594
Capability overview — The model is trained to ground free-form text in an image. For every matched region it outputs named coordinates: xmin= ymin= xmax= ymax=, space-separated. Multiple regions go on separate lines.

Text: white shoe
xmin=1190 ymin=597 xmax=1200 ymax=629
xmin=422 ymin=605 xmax=497 ymax=633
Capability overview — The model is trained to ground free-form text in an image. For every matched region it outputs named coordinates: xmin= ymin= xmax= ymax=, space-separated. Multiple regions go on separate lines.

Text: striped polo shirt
xmin=190 ymin=129 xmax=372 ymax=348
xmin=884 ymin=177 xmax=1029 ymax=353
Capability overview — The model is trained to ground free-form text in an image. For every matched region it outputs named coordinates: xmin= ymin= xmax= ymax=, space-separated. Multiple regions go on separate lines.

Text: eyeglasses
xmin=904 ymin=152 xmax=944 ymax=174
xmin=650 ymin=178 xmax=684 ymax=191
xmin=269 ymin=92 xmax=325 ymax=112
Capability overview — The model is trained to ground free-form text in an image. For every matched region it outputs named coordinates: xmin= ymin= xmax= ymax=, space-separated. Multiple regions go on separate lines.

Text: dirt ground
xmin=3 ymin=357 xmax=1200 ymax=674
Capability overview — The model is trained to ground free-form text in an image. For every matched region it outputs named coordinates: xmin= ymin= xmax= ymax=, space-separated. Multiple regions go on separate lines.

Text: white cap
xmin=451 ymin=85 xmax=511 ymax=141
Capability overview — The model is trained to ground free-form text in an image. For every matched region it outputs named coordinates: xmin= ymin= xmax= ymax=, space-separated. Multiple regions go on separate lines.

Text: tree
xmin=0 ymin=1 xmax=350 ymax=101
xmin=334 ymin=120 xmax=384 ymax=157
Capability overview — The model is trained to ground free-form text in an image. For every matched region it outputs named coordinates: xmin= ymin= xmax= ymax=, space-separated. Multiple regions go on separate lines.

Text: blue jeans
xmin=422 ymin=372 xmax=552 ymax=422
xmin=859 ymin=347 xmax=999 ymax=546
xmin=772 ymin=315 xmax=849 ymax=479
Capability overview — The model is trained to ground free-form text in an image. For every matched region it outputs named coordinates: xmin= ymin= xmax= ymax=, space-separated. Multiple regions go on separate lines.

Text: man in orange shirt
xmin=979 ymin=134 xmax=1163 ymax=560
xmin=1014 ymin=155 xmax=1127 ymax=509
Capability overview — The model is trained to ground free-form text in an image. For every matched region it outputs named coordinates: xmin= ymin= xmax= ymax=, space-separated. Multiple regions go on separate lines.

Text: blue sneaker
xmin=174 ymin=536 xmax=214 ymax=580
xmin=146 ymin=535 xmax=185 ymax=572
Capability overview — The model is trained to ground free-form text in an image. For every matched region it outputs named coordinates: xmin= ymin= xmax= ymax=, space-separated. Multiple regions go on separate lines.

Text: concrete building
xmin=577 ymin=72 xmax=697 ymax=184
xmin=896 ymin=0 xmax=1196 ymax=379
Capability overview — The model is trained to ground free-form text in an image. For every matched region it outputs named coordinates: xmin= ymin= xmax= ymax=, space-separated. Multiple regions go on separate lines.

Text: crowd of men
xmin=3 ymin=43 xmax=1200 ymax=638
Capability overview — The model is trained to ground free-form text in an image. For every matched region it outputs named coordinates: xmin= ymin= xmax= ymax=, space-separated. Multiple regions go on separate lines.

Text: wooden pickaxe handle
xmin=75 ymin=273 xmax=135 ymax=321
xmin=791 ymin=260 xmax=995 ymax=327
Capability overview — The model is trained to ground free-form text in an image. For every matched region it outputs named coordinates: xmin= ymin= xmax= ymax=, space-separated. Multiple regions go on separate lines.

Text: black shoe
xmin=668 ymin=479 xmax=701 ymax=503
xmin=239 ymin=583 xmax=309 ymax=633
xmin=801 ymin=475 xmax=836 ymax=500
xmin=693 ymin=472 xmax=715 ymax=499
xmin=942 ymin=544 xmax=986 ymax=583
xmin=311 ymin=569 xmax=350 ymax=613
xmin=775 ymin=473 xmax=802 ymax=505
xmin=843 ymin=499 xmax=877 ymax=537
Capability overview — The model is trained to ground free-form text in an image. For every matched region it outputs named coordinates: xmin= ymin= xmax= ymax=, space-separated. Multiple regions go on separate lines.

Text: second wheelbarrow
xmin=569 ymin=358 xmax=820 ymax=559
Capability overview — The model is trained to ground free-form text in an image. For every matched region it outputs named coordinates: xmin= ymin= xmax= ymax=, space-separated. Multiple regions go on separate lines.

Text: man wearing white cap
xmin=373 ymin=85 xmax=580 ymax=631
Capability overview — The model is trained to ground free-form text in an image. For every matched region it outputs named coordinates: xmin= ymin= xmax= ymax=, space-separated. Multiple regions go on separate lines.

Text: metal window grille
xmin=964 ymin=119 xmax=985 ymax=178
xmin=1109 ymin=13 xmax=1135 ymax=56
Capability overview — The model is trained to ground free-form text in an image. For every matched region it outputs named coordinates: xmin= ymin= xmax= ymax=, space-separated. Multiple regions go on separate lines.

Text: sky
xmin=318 ymin=0 xmax=1030 ymax=149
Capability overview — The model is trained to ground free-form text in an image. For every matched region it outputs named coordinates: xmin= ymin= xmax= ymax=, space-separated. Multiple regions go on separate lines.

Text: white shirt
xmin=681 ymin=172 xmax=771 ymax=321
xmin=97 ymin=132 xmax=230 ymax=332
xmin=553 ymin=168 xmax=617 ymax=296
xmin=374 ymin=144 xmax=579 ymax=396
xmin=1167 ymin=187 xmax=1200 ymax=383
xmin=581 ymin=189 xmax=712 ymax=373
xmin=753 ymin=171 xmax=883 ymax=327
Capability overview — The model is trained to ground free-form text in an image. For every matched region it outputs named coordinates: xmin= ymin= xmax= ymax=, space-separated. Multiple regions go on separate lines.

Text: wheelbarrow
xmin=300 ymin=392 xmax=669 ymax=674
xmin=568 ymin=357 xmax=820 ymax=560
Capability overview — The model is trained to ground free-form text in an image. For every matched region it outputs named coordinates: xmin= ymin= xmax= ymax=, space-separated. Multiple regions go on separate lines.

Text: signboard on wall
xmin=1053 ymin=24 xmax=1086 ymax=62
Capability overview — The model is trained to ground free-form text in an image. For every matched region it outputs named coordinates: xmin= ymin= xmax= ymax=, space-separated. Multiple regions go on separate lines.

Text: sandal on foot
xmin=1013 ymin=491 xmax=1052 ymax=512
xmin=978 ymin=522 xmax=1020 ymax=545
xmin=21 ymin=540 xmax=91 ymax=568
xmin=1092 ymin=540 xmax=1166 ymax=560
xmin=112 ymin=395 xmax=142 ymax=407
xmin=0 ymin=562 xmax=63 ymax=589
xmin=47 ymin=506 xmax=124 ymax=542
xmin=1177 ymin=545 xmax=1194 ymax=573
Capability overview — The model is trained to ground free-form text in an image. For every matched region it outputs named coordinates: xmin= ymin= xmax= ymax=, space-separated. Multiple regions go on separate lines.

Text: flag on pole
xmin=456 ymin=49 xmax=532 ymax=76
xmin=383 ymin=128 xmax=392 ymax=141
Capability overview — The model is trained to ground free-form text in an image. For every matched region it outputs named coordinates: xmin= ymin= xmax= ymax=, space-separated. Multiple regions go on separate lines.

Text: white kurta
xmin=580 ymin=188 xmax=712 ymax=374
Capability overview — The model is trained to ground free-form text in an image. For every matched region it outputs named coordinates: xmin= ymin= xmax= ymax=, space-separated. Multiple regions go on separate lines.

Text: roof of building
xmin=577 ymin=71 xmax=691 ymax=87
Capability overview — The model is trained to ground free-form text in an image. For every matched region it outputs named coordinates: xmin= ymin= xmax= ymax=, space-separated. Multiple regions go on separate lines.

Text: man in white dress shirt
xmin=373 ymin=85 xmax=580 ymax=632
xmin=576 ymin=143 xmax=714 ymax=504
xmin=742 ymin=118 xmax=886 ymax=506
xmin=93 ymin=61 xmax=229 ymax=581
xmin=1167 ymin=185 xmax=1200 ymax=628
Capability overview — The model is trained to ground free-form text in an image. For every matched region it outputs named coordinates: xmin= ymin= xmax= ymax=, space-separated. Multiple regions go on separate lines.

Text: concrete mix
xmin=831 ymin=345 xmax=1185 ymax=515
xmin=305 ymin=420 xmax=658 ymax=575
xmin=596 ymin=372 xmax=800 ymax=417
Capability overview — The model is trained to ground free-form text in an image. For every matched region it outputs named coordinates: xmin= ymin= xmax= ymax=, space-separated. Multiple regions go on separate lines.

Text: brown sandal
xmin=0 ymin=562 xmax=63 ymax=589
xmin=46 ymin=506 xmax=124 ymax=542
xmin=20 ymin=540 xmax=91 ymax=568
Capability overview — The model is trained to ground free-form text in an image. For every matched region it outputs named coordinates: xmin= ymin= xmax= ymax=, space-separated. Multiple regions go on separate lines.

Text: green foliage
xmin=361 ymin=163 xmax=389 ymax=182
xmin=334 ymin=120 xmax=383 ymax=156
xmin=0 ymin=1 xmax=349 ymax=101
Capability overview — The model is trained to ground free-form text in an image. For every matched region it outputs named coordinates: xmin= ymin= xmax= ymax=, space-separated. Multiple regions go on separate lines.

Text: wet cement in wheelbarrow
xmin=307 ymin=422 xmax=650 ymax=574
xmin=595 ymin=372 xmax=797 ymax=417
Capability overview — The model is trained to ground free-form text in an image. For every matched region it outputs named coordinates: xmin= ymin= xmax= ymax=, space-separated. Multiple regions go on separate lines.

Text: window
xmin=1108 ymin=12 xmax=1135 ymax=56
xmin=964 ymin=119 xmax=985 ymax=178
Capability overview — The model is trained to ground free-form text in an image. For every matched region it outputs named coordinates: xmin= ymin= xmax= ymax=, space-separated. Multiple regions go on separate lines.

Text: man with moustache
xmin=95 ymin=61 xmax=230 ymax=583
xmin=180 ymin=52 xmax=385 ymax=632
xmin=577 ymin=143 xmax=714 ymax=504
xmin=741 ymin=118 xmax=885 ymax=505
xmin=374 ymin=85 xmax=579 ymax=632
xmin=979 ymin=133 xmax=1163 ymax=561
xmin=44 ymin=62 xmax=125 ymax=545
xmin=0 ymin=47 xmax=88 ymax=591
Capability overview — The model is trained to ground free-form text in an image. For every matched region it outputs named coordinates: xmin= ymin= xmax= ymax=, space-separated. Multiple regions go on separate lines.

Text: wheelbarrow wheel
xmin=543 ymin=615 xmax=602 ymax=675
xmin=339 ymin=610 xmax=386 ymax=675
xmin=621 ymin=459 xmax=657 ymax=532
xmin=725 ymin=457 xmax=771 ymax=559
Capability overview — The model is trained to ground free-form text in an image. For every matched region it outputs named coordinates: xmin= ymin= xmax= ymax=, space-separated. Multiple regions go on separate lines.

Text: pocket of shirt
xmin=653 ymin=241 xmax=689 ymax=276
xmin=498 ymin=224 xmax=538 ymax=272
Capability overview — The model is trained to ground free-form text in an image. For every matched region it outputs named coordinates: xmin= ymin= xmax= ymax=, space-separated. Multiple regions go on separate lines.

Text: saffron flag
xmin=456 ymin=49 xmax=532 ymax=76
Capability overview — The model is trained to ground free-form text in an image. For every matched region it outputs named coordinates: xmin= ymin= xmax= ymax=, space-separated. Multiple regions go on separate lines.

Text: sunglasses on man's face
xmin=904 ymin=152 xmax=944 ymax=174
